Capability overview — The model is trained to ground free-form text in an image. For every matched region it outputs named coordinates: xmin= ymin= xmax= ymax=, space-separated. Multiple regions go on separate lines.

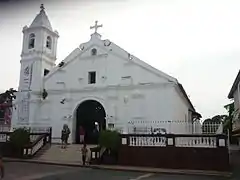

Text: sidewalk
xmin=229 ymin=148 xmax=240 ymax=178
xmin=3 ymin=157 xmax=232 ymax=178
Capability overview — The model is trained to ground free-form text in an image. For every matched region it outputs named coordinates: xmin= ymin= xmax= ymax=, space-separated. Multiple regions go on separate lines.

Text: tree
xmin=0 ymin=88 xmax=17 ymax=105
xmin=0 ymin=88 xmax=17 ymax=125
xmin=98 ymin=130 xmax=121 ymax=153
xmin=224 ymin=102 xmax=234 ymax=142
xmin=9 ymin=128 xmax=30 ymax=149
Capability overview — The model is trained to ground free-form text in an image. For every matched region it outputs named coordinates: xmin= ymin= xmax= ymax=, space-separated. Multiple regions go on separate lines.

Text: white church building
xmin=11 ymin=5 xmax=201 ymax=143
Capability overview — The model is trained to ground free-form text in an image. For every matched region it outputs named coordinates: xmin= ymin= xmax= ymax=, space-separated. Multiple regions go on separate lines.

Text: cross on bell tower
xmin=90 ymin=20 xmax=103 ymax=34
xmin=40 ymin=4 xmax=45 ymax=12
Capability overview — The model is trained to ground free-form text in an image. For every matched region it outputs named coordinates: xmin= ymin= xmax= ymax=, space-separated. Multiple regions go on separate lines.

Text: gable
xmin=43 ymin=35 xmax=197 ymax=116
xmin=176 ymin=83 xmax=195 ymax=111
xmin=44 ymin=37 xmax=177 ymax=85
xmin=105 ymin=41 xmax=178 ymax=83
xmin=44 ymin=45 xmax=172 ymax=90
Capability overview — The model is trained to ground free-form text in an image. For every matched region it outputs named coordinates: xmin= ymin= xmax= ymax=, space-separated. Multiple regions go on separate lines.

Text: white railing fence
xmin=129 ymin=136 xmax=166 ymax=147
xmin=126 ymin=120 xmax=223 ymax=135
xmin=0 ymin=134 xmax=43 ymax=143
xmin=11 ymin=126 xmax=51 ymax=133
xmin=122 ymin=134 xmax=227 ymax=148
xmin=175 ymin=136 xmax=217 ymax=148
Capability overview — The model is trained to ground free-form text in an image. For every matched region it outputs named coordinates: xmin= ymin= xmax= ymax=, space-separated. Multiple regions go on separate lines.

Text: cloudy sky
xmin=0 ymin=0 xmax=239 ymax=119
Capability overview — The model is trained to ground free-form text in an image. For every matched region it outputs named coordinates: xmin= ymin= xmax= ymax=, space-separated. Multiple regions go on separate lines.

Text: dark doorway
xmin=75 ymin=100 xmax=106 ymax=144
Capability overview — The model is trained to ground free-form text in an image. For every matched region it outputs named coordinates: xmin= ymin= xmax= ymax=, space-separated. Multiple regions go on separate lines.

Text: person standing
xmin=61 ymin=125 xmax=67 ymax=149
xmin=65 ymin=125 xmax=71 ymax=145
xmin=61 ymin=124 xmax=70 ymax=149
xmin=81 ymin=143 xmax=88 ymax=166
xmin=79 ymin=126 xmax=85 ymax=144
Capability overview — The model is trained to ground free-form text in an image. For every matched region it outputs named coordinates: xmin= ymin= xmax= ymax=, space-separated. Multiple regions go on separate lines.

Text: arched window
xmin=91 ymin=48 xmax=97 ymax=56
xmin=28 ymin=33 xmax=35 ymax=49
xmin=46 ymin=36 xmax=52 ymax=49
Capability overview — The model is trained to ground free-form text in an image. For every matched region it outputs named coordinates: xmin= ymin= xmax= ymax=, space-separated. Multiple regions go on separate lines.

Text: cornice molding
xmin=21 ymin=50 xmax=56 ymax=63
xmin=23 ymin=26 xmax=59 ymax=37
xmin=34 ymin=82 xmax=174 ymax=95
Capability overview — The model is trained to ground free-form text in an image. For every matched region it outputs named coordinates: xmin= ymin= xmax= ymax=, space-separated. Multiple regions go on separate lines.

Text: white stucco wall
xmin=12 ymin=30 xmax=195 ymax=143
xmin=233 ymin=88 xmax=239 ymax=110
xmin=34 ymin=82 xmax=184 ymax=143
xmin=170 ymin=86 xmax=193 ymax=134
xmin=44 ymin=48 xmax=169 ymax=90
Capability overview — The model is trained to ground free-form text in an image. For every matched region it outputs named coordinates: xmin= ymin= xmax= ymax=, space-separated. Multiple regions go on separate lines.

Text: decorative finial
xmin=90 ymin=20 xmax=103 ymax=34
xmin=40 ymin=4 xmax=45 ymax=12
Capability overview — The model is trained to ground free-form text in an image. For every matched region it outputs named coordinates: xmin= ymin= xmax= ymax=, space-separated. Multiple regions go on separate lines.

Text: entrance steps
xmin=35 ymin=144 xmax=97 ymax=164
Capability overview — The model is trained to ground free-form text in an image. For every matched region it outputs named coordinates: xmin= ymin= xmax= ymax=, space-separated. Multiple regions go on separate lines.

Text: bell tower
xmin=19 ymin=4 xmax=59 ymax=92
xmin=15 ymin=4 xmax=59 ymax=126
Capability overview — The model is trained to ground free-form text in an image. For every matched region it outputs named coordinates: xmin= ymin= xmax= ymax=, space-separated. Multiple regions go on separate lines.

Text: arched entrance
xmin=75 ymin=100 xmax=106 ymax=144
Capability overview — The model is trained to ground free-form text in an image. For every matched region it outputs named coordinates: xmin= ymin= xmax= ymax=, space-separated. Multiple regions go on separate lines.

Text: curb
xmin=3 ymin=158 xmax=232 ymax=178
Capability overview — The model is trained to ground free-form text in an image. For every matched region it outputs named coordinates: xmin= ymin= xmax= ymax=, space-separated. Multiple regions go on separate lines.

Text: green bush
xmin=9 ymin=128 xmax=30 ymax=148
xmin=98 ymin=130 xmax=121 ymax=152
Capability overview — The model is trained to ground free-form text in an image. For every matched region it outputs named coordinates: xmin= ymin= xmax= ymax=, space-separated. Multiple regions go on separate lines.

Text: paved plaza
xmin=2 ymin=162 xmax=233 ymax=180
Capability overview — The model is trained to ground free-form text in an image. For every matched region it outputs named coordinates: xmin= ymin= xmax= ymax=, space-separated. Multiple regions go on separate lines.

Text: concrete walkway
xmin=35 ymin=144 xmax=94 ymax=164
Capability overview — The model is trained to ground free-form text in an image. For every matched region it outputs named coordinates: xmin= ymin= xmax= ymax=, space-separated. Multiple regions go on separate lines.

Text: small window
xmin=44 ymin=69 xmax=50 ymax=76
xmin=91 ymin=48 xmax=97 ymax=56
xmin=88 ymin=71 xmax=96 ymax=84
xmin=28 ymin=33 xmax=35 ymax=49
xmin=46 ymin=36 xmax=52 ymax=49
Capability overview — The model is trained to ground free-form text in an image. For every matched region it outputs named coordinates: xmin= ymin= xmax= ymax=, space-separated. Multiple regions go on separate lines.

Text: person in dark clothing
xmin=81 ymin=143 xmax=88 ymax=165
xmin=65 ymin=125 xmax=71 ymax=145
xmin=61 ymin=128 xmax=66 ymax=149
xmin=61 ymin=124 xmax=70 ymax=149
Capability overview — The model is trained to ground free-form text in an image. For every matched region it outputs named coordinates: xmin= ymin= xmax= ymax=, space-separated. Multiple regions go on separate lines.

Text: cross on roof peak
xmin=90 ymin=20 xmax=103 ymax=34
xmin=40 ymin=4 xmax=45 ymax=12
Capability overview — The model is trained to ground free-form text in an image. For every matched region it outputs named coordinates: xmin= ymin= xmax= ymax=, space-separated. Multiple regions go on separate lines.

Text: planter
xmin=101 ymin=150 xmax=118 ymax=165
xmin=1 ymin=142 xmax=23 ymax=158
xmin=90 ymin=146 xmax=101 ymax=165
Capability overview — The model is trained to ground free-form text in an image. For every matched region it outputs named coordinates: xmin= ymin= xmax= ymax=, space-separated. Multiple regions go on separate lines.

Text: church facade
xmin=11 ymin=5 xmax=201 ymax=143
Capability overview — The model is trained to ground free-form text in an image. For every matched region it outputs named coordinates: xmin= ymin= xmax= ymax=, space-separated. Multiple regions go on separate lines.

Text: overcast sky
xmin=0 ymin=0 xmax=239 ymax=119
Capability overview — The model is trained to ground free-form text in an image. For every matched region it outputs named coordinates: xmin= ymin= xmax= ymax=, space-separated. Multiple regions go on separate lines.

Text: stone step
xmin=35 ymin=144 xmax=96 ymax=163
xmin=34 ymin=144 xmax=51 ymax=159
